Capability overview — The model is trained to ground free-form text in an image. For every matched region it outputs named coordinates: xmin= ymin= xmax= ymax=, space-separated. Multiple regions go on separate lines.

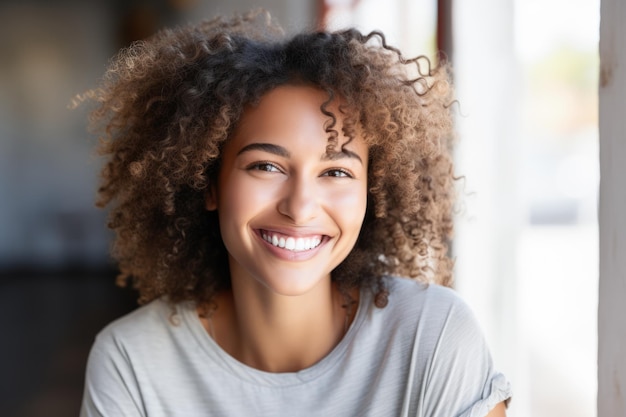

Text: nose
xmin=277 ymin=175 xmax=320 ymax=224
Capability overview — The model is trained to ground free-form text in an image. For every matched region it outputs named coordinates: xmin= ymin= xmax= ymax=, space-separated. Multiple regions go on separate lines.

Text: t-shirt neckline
xmin=181 ymin=286 xmax=371 ymax=387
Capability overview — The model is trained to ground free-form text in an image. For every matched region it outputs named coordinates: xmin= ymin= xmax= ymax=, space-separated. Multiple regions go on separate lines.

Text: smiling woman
xmin=207 ymin=86 xmax=368 ymax=299
xmin=77 ymin=9 xmax=511 ymax=417
xmin=203 ymin=86 xmax=369 ymax=372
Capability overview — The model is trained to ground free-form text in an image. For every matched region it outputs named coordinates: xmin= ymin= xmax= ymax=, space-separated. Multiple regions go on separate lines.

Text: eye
xmin=322 ymin=168 xmax=353 ymax=178
xmin=247 ymin=162 xmax=282 ymax=173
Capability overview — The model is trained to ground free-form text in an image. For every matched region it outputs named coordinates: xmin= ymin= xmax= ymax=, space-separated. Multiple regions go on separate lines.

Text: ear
xmin=205 ymin=182 xmax=218 ymax=211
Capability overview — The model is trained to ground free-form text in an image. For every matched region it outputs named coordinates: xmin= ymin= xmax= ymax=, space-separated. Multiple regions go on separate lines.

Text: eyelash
xmin=247 ymin=162 xmax=281 ymax=173
xmin=321 ymin=168 xmax=353 ymax=178
xmin=246 ymin=162 xmax=354 ymax=178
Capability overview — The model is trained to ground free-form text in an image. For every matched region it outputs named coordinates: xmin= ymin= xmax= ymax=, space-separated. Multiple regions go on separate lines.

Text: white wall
xmin=451 ymin=0 xmax=523 ymax=414
xmin=598 ymin=0 xmax=626 ymax=414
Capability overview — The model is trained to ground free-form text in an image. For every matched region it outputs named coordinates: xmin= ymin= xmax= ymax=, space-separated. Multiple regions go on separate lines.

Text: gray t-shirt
xmin=80 ymin=277 xmax=511 ymax=417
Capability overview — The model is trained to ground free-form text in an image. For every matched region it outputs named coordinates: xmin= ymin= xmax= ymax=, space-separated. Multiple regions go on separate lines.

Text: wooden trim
xmin=436 ymin=0 xmax=453 ymax=62
xmin=598 ymin=0 xmax=626 ymax=414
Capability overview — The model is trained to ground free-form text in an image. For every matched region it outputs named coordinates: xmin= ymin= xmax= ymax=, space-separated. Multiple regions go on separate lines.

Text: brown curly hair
xmin=81 ymin=10 xmax=456 ymax=308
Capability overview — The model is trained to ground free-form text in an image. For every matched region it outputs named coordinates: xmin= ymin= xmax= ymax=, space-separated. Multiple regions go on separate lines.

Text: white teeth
xmin=262 ymin=232 xmax=323 ymax=252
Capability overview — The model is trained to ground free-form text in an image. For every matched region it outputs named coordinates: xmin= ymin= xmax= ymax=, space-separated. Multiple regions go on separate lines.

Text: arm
xmin=417 ymin=286 xmax=513 ymax=417
xmin=485 ymin=401 xmax=507 ymax=417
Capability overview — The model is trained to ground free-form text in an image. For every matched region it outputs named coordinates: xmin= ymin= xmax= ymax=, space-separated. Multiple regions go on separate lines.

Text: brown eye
xmin=322 ymin=169 xmax=352 ymax=178
xmin=248 ymin=162 xmax=281 ymax=173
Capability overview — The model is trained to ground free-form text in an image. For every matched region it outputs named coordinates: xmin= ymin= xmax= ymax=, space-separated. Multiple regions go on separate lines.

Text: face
xmin=206 ymin=85 xmax=368 ymax=297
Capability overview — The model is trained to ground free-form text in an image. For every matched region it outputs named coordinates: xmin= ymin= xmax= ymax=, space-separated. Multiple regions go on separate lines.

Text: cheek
xmin=329 ymin=183 xmax=368 ymax=233
xmin=217 ymin=174 xmax=281 ymax=224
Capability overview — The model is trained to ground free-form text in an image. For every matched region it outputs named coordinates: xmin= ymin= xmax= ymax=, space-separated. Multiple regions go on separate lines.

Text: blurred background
xmin=0 ymin=0 xmax=599 ymax=416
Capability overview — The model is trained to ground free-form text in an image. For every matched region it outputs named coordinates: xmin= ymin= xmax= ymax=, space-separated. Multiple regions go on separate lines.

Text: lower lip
xmin=254 ymin=230 xmax=327 ymax=262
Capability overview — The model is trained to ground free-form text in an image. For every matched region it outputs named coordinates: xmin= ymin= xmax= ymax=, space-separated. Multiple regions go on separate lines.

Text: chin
xmin=251 ymin=267 xmax=334 ymax=297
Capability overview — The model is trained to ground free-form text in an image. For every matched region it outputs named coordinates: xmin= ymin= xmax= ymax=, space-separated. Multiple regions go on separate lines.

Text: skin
xmin=204 ymin=85 xmax=367 ymax=373
xmin=202 ymin=84 xmax=508 ymax=416
xmin=487 ymin=402 xmax=507 ymax=416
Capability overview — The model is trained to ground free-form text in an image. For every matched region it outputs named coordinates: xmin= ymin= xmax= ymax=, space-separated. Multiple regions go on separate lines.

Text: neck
xmin=204 ymin=277 xmax=356 ymax=373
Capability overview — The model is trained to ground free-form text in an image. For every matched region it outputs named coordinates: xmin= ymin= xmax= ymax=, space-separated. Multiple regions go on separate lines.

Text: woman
xmin=79 ymin=10 xmax=511 ymax=416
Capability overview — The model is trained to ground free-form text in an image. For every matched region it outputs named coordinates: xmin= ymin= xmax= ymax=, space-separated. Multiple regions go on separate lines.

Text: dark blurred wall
xmin=0 ymin=1 xmax=115 ymax=272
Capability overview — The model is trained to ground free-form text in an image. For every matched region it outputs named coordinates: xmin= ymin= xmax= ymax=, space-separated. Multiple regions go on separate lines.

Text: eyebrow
xmin=237 ymin=143 xmax=290 ymax=158
xmin=237 ymin=142 xmax=363 ymax=164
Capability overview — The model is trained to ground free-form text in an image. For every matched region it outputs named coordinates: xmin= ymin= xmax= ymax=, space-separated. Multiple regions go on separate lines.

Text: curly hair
xmin=82 ymin=10 xmax=456 ymax=308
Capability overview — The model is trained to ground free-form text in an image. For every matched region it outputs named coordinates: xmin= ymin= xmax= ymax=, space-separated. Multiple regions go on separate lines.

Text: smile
xmin=260 ymin=230 xmax=323 ymax=252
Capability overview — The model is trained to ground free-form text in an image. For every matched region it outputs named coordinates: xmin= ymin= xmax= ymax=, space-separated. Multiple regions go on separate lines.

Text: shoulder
xmin=384 ymin=276 xmax=472 ymax=319
xmin=379 ymin=276 xmax=486 ymax=357
xmin=82 ymin=299 xmax=196 ymax=409
xmin=380 ymin=277 xmax=513 ymax=415
xmin=89 ymin=298 xmax=189 ymax=360
xmin=385 ymin=275 xmax=458 ymax=298
xmin=81 ymin=299 xmax=198 ymax=416
xmin=97 ymin=298 xmax=170 ymax=338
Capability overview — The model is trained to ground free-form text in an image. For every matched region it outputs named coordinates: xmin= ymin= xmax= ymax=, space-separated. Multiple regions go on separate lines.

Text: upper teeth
xmin=262 ymin=232 xmax=322 ymax=252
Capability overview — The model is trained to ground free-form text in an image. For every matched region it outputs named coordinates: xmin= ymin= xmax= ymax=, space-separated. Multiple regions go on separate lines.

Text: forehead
xmin=236 ymin=85 xmax=335 ymax=134
xmin=228 ymin=85 xmax=366 ymax=155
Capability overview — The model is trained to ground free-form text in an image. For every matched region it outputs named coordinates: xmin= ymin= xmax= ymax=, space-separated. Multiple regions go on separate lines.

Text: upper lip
xmin=256 ymin=227 xmax=329 ymax=239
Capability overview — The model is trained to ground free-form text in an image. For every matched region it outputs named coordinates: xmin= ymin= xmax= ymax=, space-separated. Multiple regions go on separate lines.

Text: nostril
xmin=277 ymin=188 xmax=320 ymax=223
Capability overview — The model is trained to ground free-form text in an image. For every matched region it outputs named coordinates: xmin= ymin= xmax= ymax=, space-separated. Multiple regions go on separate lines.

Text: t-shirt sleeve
xmin=79 ymin=329 xmax=146 ymax=417
xmin=418 ymin=289 xmax=512 ymax=417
